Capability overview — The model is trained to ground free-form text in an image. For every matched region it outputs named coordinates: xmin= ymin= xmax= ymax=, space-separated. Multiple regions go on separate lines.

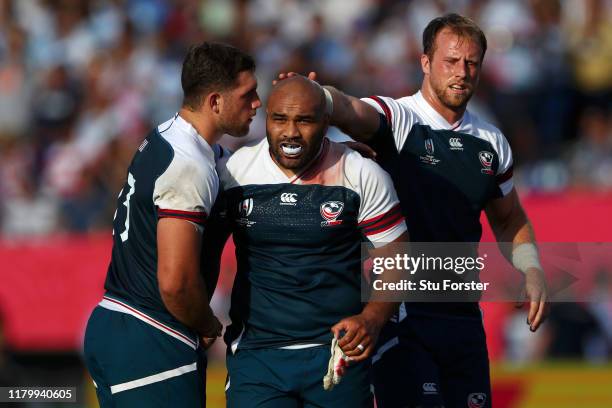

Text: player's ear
xmin=421 ymin=53 xmax=430 ymax=75
xmin=207 ymin=92 xmax=222 ymax=114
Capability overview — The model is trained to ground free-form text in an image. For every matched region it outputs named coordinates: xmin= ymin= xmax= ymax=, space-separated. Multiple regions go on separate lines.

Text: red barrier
xmin=0 ymin=191 xmax=610 ymax=351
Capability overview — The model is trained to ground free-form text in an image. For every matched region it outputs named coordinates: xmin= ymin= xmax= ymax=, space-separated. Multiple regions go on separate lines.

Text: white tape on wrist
xmin=322 ymin=87 xmax=334 ymax=116
xmin=512 ymin=243 xmax=542 ymax=274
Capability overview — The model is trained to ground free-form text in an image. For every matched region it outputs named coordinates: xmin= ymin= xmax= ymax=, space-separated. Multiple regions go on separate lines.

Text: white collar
xmin=414 ymin=91 xmax=468 ymax=131
xmin=174 ymin=113 xmax=215 ymax=162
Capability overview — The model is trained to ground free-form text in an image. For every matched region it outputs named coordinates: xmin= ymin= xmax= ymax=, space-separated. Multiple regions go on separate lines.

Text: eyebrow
xmin=240 ymin=83 xmax=258 ymax=96
xmin=269 ymin=112 xmax=317 ymax=120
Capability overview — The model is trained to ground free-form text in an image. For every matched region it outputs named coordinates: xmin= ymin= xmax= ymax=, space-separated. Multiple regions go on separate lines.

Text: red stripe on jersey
xmin=496 ymin=165 xmax=514 ymax=184
xmin=359 ymin=204 xmax=401 ymax=228
xmin=368 ymin=96 xmax=392 ymax=126
xmin=102 ymin=296 xmax=197 ymax=347
xmin=363 ymin=213 xmax=405 ymax=236
xmin=158 ymin=208 xmax=207 ymax=224
xmin=360 ymin=205 xmax=404 ymax=235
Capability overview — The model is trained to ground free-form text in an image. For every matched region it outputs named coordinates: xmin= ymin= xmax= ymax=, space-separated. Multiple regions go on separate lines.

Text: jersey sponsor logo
xmin=237 ymin=198 xmax=256 ymax=227
xmin=320 ymin=201 xmax=344 ymax=227
xmin=420 ymin=138 xmax=441 ymax=165
xmin=280 ymin=193 xmax=298 ymax=206
xmin=478 ymin=151 xmax=494 ymax=175
xmin=467 ymin=392 xmax=487 ymax=408
xmin=449 ymin=137 xmax=463 ymax=150
xmin=422 ymin=382 xmax=438 ymax=395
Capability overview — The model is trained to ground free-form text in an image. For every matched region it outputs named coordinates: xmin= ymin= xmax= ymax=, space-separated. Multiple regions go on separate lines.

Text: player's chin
xmin=229 ymin=123 xmax=251 ymax=138
xmin=444 ymin=92 xmax=471 ymax=108
xmin=278 ymin=154 xmax=304 ymax=169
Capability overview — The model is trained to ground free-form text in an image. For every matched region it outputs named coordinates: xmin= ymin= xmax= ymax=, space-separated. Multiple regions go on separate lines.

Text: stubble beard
xmin=434 ymin=82 xmax=473 ymax=110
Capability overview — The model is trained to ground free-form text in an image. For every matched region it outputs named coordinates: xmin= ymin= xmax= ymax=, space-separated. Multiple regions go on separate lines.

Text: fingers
xmin=272 ymin=72 xmax=295 ymax=86
xmin=527 ymin=297 xmax=539 ymax=329
xmin=203 ymin=315 xmax=223 ymax=338
xmin=526 ymin=280 xmax=548 ymax=332
xmin=343 ymin=334 xmax=370 ymax=358
xmin=332 ymin=319 xmax=357 ymax=353
xmin=272 ymin=71 xmax=317 ymax=86
xmin=530 ymin=294 xmax=548 ymax=332
xmin=331 ymin=320 xmax=347 ymax=341
xmin=347 ymin=343 xmax=374 ymax=363
xmin=332 ymin=317 xmax=377 ymax=364
xmin=201 ymin=337 xmax=217 ymax=350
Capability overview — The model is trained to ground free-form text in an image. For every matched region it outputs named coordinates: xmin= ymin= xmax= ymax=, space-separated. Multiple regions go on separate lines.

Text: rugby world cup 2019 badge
xmin=420 ymin=138 xmax=441 ymax=165
xmin=320 ymin=201 xmax=344 ymax=227
xmin=478 ymin=151 xmax=494 ymax=175
xmin=237 ymin=198 xmax=256 ymax=227
xmin=467 ymin=392 xmax=487 ymax=408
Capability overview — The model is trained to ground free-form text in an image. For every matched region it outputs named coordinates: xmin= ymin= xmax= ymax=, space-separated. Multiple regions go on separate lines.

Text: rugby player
xmin=204 ymin=76 xmax=408 ymax=407
xmin=277 ymin=13 xmax=548 ymax=408
xmin=83 ymin=42 xmax=261 ymax=407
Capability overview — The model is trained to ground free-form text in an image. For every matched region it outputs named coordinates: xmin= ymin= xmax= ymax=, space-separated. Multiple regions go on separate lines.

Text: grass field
xmin=205 ymin=361 xmax=612 ymax=408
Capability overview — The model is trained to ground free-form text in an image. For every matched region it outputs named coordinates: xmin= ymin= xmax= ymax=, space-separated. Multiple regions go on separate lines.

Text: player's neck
xmin=420 ymin=83 xmax=466 ymax=125
xmin=178 ymin=108 xmax=220 ymax=145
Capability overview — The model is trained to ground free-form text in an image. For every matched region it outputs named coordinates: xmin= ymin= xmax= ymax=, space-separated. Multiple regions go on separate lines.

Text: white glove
xmin=323 ymin=337 xmax=348 ymax=391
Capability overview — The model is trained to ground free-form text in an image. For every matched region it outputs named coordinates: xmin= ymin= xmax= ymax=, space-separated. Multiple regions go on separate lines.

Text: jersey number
xmin=113 ymin=172 xmax=136 ymax=242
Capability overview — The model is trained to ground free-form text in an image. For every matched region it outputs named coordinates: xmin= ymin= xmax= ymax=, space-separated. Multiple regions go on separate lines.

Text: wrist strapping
xmin=323 ymin=87 xmax=334 ymax=116
xmin=512 ymin=243 xmax=542 ymax=274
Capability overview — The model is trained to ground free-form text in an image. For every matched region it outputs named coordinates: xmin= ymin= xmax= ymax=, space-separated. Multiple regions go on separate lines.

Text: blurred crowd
xmin=0 ymin=0 xmax=610 ymax=237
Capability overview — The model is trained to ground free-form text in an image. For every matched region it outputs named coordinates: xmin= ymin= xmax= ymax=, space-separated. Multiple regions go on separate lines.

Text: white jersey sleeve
xmin=153 ymin=155 xmax=218 ymax=226
xmin=346 ymin=151 xmax=407 ymax=246
xmin=471 ymin=113 xmax=515 ymax=197
xmin=494 ymin=132 xmax=514 ymax=196
xmin=361 ymin=95 xmax=417 ymax=152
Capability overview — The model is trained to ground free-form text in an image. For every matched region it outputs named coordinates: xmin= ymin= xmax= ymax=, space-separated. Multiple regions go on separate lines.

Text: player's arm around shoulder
xmin=323 ymin=85 xmax=382 ymax=142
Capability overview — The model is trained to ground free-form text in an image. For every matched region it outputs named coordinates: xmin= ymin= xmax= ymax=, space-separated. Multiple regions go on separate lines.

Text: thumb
xmin=331 ymin=320 xmax=347 ymax=339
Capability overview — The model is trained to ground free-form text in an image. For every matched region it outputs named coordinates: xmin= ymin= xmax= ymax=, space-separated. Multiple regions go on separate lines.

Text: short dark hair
xmin=423 ymin=13 xmax=487 ymax=62
xmin=181 ymin=42 xmax=256 ymax=109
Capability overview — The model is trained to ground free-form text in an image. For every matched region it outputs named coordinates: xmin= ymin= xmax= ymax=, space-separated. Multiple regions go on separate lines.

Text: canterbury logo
xmin=422 ymin=383 xmax=438 ymax=394
xmin=449 ymin=138 xmax=463 ymax=149
xmin=280 ymin=193 xmax=297 ymax=205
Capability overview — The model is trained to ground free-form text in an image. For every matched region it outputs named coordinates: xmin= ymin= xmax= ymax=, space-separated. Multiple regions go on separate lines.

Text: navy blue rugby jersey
xmin=360 ymin=91 xmax=514 ymax=318
xmin=104 ymin=114 xmax=224 ymax=332
xmin=215 ymin=138 xmax=407 ymax=350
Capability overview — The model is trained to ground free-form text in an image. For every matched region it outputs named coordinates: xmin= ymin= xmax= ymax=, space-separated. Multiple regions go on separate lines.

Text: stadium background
xmin=0 ymin=0 xmax=610 ymax=406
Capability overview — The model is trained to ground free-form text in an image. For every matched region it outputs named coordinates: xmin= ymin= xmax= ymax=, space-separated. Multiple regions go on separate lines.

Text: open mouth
xmin=449 ymin=84 xmax=468 ymax=93
xmin=280 ymin=142 xmax=303 ymax=157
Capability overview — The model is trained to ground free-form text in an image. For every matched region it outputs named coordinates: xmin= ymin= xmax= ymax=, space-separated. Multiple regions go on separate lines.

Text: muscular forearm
xmin=161 ymin=276 xmax=219 ymax=337
xmin=157 ymin=218 xmax=221 ymax=338
xmin=494 ymin=209 xmax=536 ymax=263
xmin=324 ymin=86 xmax=380 ymax=141
xmin=362 ymin=301 xmax=398 ymax=327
